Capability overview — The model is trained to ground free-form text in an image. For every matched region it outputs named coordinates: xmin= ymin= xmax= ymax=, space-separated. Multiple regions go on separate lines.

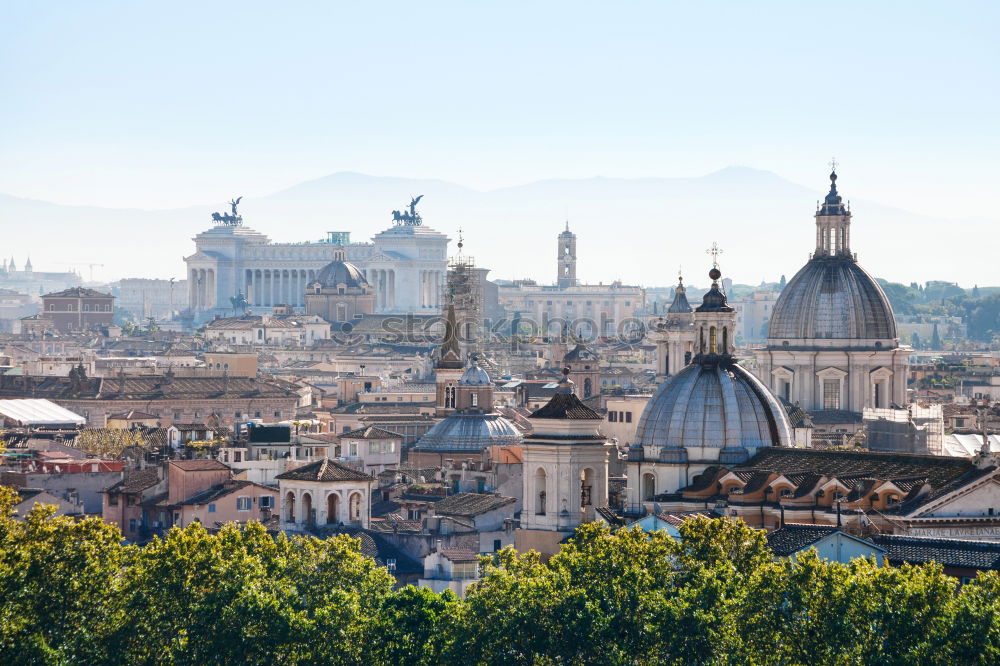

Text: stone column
xmin=388 ymin=270 xmax=395 ymax=311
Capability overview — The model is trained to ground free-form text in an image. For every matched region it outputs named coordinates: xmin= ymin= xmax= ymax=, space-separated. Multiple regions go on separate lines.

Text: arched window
xmin=534 ymin=468 xmax=547 ymax=515
xmin=709 ymin=326 xmax=718 ymax=354
xmin=326 ymin=494 xmax=340 ymax=524
xmin=583 ymin=377 xmax=593 ymax=398
xmin=302 ymin=493 xmax=314 ymax=526
xmin=581 ymin=468 xmax=594 ymax=507
xmin=349 ymin=492 xmax=362 ymax=523
xmin=284 ymin=492 xmax=296 ymax=523
xmin=471 ymin=392 xmax=479 ymax=407
xmin=722 ymin=327 xmax=728 ymax=352
xmin=445 ymin=385 xmax=456 ymax=409
xmin=642 ymin=473 xmax=656 ymax=501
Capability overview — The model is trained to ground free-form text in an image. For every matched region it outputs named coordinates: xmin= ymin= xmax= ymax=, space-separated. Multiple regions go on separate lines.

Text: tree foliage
xmin=4 ymin=490 xmax=1000 ymax=665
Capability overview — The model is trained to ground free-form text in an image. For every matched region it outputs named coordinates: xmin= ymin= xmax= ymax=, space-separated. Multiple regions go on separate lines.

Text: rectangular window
xmin=259 ymin=496 xmax=273 ymax=508
xmin=274 ymin=411 xmax=281 ymax=418
xmin=208 ymin=503 xmax=217 ymax=513
xmin=236 ymin=497 xmax=251 ymax=511
xmin=823 ymin=379 xmax=841 ymax=410
xmin=128 ymin=519 xmax=136 ymax=532
xmin=350 ymin=442 xmax=359 ymax=457
xmin=625 ymin=411 xmax=632 ymax=423
xmin=609 ymin=411 xmax=617 ymax=422
xmin=493 ymin=539 xmax=502 ymax=552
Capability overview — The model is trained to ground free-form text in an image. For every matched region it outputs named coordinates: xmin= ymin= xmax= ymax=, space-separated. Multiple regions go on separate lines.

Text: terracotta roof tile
xmin=275 ymin=458 xmax=374 ymax=482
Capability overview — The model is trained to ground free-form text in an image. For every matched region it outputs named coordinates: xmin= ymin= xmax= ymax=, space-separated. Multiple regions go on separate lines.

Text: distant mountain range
xmin=1 ymin=167 xmax=993 ymax=287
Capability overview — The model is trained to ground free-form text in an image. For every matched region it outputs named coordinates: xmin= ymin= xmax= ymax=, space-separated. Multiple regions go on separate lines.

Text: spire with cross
xmin=706 ymin=242 xmax=723 ymax=270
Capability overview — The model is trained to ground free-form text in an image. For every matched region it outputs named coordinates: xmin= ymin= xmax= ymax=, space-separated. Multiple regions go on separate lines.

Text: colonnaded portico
xmin=184 ymin=199 xmax=449 ymax=324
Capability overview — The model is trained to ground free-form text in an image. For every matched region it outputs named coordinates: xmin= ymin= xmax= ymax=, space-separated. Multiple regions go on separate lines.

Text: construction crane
xmin=53 ymin=262 xmax=105 ymax=281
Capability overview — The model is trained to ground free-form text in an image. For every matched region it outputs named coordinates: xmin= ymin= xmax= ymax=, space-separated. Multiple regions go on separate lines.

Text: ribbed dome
xmin=315 ymin=259 xmax=368 ymax=289
xmin=458 ymin=364 xmax=491 ymax=386
xmin=635 ymin=358 xmax=792 ymax=463
xmin=414 ymin=413 xmax=522 ymax=452
xmin=767 ymin=256 xmax=896 ymax=342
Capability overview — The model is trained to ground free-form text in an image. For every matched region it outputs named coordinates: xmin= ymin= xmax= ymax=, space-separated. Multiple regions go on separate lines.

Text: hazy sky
xmin=2 ymin=1 xmax=998 ymax=220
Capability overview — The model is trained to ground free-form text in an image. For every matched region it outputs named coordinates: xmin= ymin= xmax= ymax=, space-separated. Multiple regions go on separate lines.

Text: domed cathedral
xmin=626 ymin=265 xmax=793 ymax=510
xmin=409 ymin=304 xmax=522 ymax=468
xmin=754 ymin=169 xmax=908 ymax=437
xmin=304 ymin=246 xmax=375 ymax=322
xmin=649 ymin=274 xmax=696 ymax=381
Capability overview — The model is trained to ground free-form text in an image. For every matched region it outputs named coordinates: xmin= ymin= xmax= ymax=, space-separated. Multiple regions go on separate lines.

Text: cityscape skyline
xmin=0 ymin=164 xmax=994 ymax=287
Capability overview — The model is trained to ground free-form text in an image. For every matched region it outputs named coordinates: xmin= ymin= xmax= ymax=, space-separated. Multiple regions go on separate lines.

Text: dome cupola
xmin=667 ymin=275 xmax=693 ymax=314
xmin=314 ymin=247 xmax=368 ymax=290
xmin=634 ymin=356 xmax=793 ymax=465
xmin=767 ymin=169 xmax=898 ymax=345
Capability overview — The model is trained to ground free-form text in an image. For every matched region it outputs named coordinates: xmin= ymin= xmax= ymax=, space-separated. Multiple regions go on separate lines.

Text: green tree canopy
xmin=4 ymin=490 xmax=1000 ymax=665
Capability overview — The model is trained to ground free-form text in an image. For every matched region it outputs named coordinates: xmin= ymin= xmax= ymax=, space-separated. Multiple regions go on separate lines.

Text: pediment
xmin=909 ymin=473 xmax=1000 ymax=518
xmin=184 ymin=251 xmax=217 ymax=263
xmin=363 ymin=252 xmax=405 ymax=263
xmin=816 ymin=366 xmax=848 ymax=379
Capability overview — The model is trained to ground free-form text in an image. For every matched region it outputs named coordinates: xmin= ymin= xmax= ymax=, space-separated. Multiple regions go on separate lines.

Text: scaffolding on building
xmin=442 ymin=229 xmax=484 ymax=353
xmin=863 ymin=405 xmax=944 ymax=455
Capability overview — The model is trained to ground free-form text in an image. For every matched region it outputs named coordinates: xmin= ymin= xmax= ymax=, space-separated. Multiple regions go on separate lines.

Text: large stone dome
xmin=315 ymin=259 xmax=368 ymax=290
xmin=634 ymin=357 xmax=792 ymax=464
xmin=767 ymin=256 xmax=896 ymax=342
xmin=414 ymin=413 xmax=522 ymax=452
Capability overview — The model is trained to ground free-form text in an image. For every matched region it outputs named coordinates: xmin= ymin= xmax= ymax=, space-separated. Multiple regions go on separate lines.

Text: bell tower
xmin=518 ymin=369 xmax=610 ymax=554
xmin=434 ymin=304 xmax=465 ymax=416
xmin=557 ymin=222 xmax=577 ymax=288
xmin=652 ymin=273 xmax=696 ymax=381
